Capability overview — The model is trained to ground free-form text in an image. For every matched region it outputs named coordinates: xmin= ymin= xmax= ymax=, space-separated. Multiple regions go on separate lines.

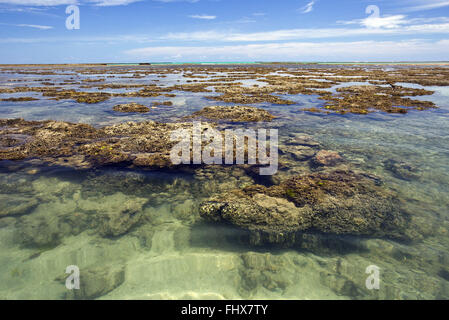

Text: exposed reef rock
xmin=0 ymin=97 xmax=38 ymax=102
xmin=42 ymin=90 xmax=111 ymax=104
xmin=1 ymin=65 xmax=443 ymax=114
xmin=315 ymin=85 xmax=436 ymax=114
xmin=113 ymin=103 xmax=150 ymax=113
xmin=186 ymin=106 xmax=275 ymax=122
xmin=210 ymin=92 xmax=295 ymax=105
xmin=199 ymin=170 xmax=413 ymax=246
xmin=0 ymin=118 xmax=216 ymax=170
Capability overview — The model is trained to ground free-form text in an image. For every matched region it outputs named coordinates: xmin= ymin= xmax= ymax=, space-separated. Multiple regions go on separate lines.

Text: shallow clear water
xmin=0 ymin=67 xmax=448 ymax=300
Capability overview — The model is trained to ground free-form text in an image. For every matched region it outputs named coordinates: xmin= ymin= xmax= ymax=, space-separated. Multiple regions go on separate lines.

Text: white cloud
xmin=0 ymin=0 xmax=141 ymax=5
xmin=153 ymin=0 xmax=200 ymax=2
xmin=405 ymin=0 xmax=449 ymax=12
xmin=124 ymin=39 xmax=449 ymax=61
xmin=17 ymin=23 xmax=53 ymax=29
xmin=0 ymin=0 xmax=76 ymax=5
xmin=88 ymin=0 xmax=141 ymax=6
xmin=161 ymin=21 xmax=449 ymax=42
xmin=0 ymin=22 xmax=53 ymax=29
xmin=340 ymin=14 xmax=409 ymax=29
xmin=300 ymin=1 xmax=315 ymax=14
xmin=189 ymin=14 xmax=216 ymax=20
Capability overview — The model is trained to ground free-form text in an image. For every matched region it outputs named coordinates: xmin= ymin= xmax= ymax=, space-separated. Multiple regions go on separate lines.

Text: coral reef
xmin=0 ymin=97 xmax=38 ymax=102
xmin=186 ymin=105 xmax=275 ymax=122
xmin=0 ymin=118 xmax=214 ymax=169
xmin=1 ymin=64 xmax=444 ymax=114
xmin=316 ymin=85 xmax=436 ymax=114
xmin=199 ymin=170 xmax=413 ymax=246
xmin=113 ymin=103 xmax=150 ymax=113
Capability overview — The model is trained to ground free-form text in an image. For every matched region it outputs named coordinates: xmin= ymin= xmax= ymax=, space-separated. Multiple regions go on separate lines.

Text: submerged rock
xmin=186 ymin=105 xmax=275 ymax=122
xmin=313 ymin=150 xmax=343 ymax=167
xmin=285 ymin=133 xmax=320 ymax=147
xmin=61 ymin=264 xmax=125 ymax=300
xmin=199 ymin=170 xmax=412 ymax=246
xmin=0 ymin=195 xmax=38 ymax=217
xmin=383 ymin=159 xmax=421 ymax=181
xmin=17 ymin=207 xmax=90 ymax=248
xmin=282 ymin=145 xmax=316 ymax=161
xmin=15 ymin=190 xmax=148 ymax=248
xmin=239 ymin=252 xmax=292 ymax=297
xmin=78 ymin=193 xmax=147 ymax=237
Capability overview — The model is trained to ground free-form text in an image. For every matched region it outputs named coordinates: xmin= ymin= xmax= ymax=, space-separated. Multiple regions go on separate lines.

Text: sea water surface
xmin=0 ymin=67 xmax=448 ymax=299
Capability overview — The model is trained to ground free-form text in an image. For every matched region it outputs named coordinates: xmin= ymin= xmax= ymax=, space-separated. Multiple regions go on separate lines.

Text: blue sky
xmin=1 ymin=0 xmax=449 ymax=63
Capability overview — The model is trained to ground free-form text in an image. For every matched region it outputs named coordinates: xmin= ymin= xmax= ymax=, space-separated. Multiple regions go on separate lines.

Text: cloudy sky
xmin=0 ymin=0 xmax=449 ymax=63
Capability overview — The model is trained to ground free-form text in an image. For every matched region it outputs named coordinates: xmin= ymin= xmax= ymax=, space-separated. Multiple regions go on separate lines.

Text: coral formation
xmin=199 ymin=170 xmax=413 ymax=246
xmin=113 ymin=103 xmax=150 ymax=113
xmin=0 ymin=118 xmax=213 ymax=169
xmin=186 ymin=105 xmax=275 ymax=122
xmin=316 ymin=85 xmax=436 ymax=114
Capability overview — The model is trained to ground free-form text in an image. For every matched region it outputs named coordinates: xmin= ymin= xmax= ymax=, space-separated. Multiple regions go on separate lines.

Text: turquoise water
xmin=0 ymin=66 xmax=448 ymax=300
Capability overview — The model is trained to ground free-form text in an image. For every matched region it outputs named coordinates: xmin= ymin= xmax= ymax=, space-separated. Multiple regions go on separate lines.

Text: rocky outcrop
xmin=113 ymin=103 xmax=150 ymax=113
xmin=186 ymin=106 xmax=275 ymax=122
xmin=315 ymin=85 xmax=436 ymax=114
xmin=0 ymin=118 xmax=214 ymax=169
xmin=199 ymin=170 xmax=412 ymax=246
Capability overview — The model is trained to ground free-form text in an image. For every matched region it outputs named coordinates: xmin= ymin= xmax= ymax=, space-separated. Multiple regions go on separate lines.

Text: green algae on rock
xmin=199 ymin=170 xmax=413 ymax=246
xmin=186 ymin=106 xmax=275 ymax=122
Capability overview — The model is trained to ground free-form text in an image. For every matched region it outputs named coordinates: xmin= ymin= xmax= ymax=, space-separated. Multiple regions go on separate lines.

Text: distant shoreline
xmin=1 ymin=61 xmax=449 ymax=67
